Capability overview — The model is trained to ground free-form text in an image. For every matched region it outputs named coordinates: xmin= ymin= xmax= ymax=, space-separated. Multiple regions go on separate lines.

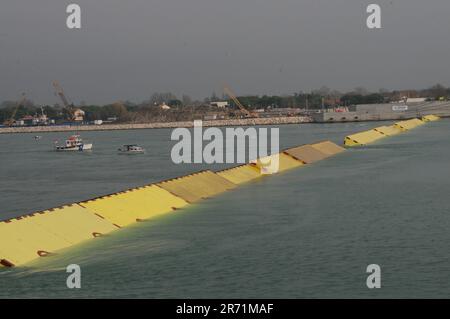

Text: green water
xmin=0 ymin=120 xmax=449 ymax=298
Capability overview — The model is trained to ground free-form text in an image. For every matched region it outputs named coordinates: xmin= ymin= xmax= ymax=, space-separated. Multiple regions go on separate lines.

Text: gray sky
xmin=0 ymin=0 xmax=449 ymax=104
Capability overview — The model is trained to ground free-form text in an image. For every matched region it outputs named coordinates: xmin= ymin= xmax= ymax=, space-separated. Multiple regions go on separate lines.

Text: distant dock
xmin=0 ymin=117 xmax=311 ymax=134
xmin=311 ymin=101 xmax=450 ymax=123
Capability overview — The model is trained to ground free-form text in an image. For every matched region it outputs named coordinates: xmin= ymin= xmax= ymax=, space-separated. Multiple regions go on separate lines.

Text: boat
xmin=118 ymin=144 xmax=145 ymax=154
xmin=54 ymin=135 xmax=93 ymax=151
xmin=34 ymin=135 xmax=42 ymax=140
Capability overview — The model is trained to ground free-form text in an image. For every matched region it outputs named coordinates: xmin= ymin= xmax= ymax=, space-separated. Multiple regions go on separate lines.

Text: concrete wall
xmin=0 ymin=116 xmax=311 ymax=134
xmin=313 ymin=102 xmax=450 ymax=123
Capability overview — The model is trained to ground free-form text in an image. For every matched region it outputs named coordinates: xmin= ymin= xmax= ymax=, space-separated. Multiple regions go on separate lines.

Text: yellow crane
xmin=3 ymin=93 xmax=26 ymax=127
xmin=53 ymin=81 xmax=75 ymax=120
xmin=223 ymin=85 xmax=259 ymax=118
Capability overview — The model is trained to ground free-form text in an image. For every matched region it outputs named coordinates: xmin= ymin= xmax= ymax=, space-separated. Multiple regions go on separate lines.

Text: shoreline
xmin=0 ymin=117 xmax=311 ymax=134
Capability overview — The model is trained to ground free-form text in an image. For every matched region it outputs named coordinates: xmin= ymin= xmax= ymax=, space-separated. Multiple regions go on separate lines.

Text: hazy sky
xmin=1 ymin=0 xmax=449 ymax=104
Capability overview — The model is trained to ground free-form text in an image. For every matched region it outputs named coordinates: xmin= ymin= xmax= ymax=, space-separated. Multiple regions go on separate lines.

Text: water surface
xmin=0 ymin=121 xmax=448 ymax=298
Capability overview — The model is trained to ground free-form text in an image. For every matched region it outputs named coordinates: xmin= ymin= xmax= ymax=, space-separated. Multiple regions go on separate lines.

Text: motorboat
xmin=54 ymin=135 xmax=93 ymax=151
xmin=118 ymin=144 xmax=145 ymax=154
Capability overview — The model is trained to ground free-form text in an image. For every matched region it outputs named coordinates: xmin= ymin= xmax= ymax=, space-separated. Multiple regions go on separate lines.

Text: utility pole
xmin=305 ymin=95 xmax=309 ymax=112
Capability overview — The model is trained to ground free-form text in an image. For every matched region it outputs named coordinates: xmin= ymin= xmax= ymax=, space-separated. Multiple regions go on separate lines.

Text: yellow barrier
xmin=374 ymin=125 xmax=403 ymax=136
xmin=0 ymin=138 xmax=373 ymax=267
xmin=253 ymin=152 xmax=304 ymax=174
xmin=310 ymin=141 xmax=346 ymax=157
xmin=394 ymin=118 xmax=425 ymax=131
xmin=80 ymin=185 xmax=189 ymax=227
xmin=31 ymin=204 xmax=118 ymax=242
xmin=217 ymin=164 xmax=262 ymax=184
xmin=422 ymin=114 xmax=440 ymax=122
xmin=284 ymin=145 xmax=328 ymax=163
xmin=157 ymin=170 xmax=237 ymax=203
xmin=345 ymin=117 xmax=432 ymax=146
xmin=0 ymin=204 xmax=117 ymax=266
xmin=344 ymin=129 xmax=386 ymax=146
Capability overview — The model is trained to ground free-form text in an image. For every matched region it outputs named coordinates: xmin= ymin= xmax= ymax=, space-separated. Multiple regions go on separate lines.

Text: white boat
xmin=118 ymin=144 xmax=145 ymax=154
xmin=54 ymin=135 xmax=93 ymax=151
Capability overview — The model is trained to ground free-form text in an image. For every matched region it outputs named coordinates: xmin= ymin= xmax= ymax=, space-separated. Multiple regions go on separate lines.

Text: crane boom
xmin=3 ymin=93 xmax=26 ymax=126
xmin=53 ymin=81 xmax=77 ymax=121
xmin=223 ymin=85 xmax=258 ymax=118
xmin=52 ymin=81 xmax=71 ymax=108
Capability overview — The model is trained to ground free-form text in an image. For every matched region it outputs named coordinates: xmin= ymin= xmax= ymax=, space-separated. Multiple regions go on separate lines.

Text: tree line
xmin=1 ymin=84 xmax=449 ymax=124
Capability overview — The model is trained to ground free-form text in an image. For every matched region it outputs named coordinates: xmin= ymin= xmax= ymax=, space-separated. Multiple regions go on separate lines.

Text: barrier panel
xmin=374 ymin=125 xmax=403 ymax=136
xmin=310 ymin=141 xmax=346 ymax=157
xmin=30 ymin=204 xmax=118 ymax=242
xmin=0 ymin=204 xmax=117 ymax=267
xmin=284 ymin=145 xmax=328 ymax=163
xmin=157 ymin=170 xmax=237 ymax=203
xmin=80 ymin=185 xmax=189 ymax=227
xmin=344 ymin=129 xmax=386 ymax=146
xmin=394 ymin=118 xmax=425 ymax=131
xmin=217 ymin=164 xmax=262 ymax=185
xmin=253 ymin=152 xmax=304 ymax=174
xmin=422 ymin=114 xmax=440 ymax=122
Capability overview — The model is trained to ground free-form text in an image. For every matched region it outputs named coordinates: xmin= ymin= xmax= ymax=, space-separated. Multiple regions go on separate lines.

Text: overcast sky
xmin=0 ymin=0 xmax=449 ymax=104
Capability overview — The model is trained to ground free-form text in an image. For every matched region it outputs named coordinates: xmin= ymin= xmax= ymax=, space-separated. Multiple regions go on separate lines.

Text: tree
xmin=182 ymin=94 xmax=192 ymax=106
xmin=313 ymin=86 xmax=331 ymax=96
xmin=149 ymin=92 xmax=178 ymax=105
xmin=427 ymin=84 xmax=448 ymax=99
xmin=340 ymin=93 xmax=384 ymax=106
xmin=353 ymin=87 xmax=368 ymax=95
xmin=210 ymin=92 xmax=219 ymax=102
xmin=168 ymin=99 xmax=182 ymax=107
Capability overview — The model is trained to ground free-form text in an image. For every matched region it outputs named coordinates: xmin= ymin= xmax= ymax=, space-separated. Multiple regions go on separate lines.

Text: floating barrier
xmin=217 ymin=164 xmax=262 ymax=185
xmin=422 ymin=114 xmax=440 ymax=122
xmin=254 ymin=152 xmax=304 ymax=174
xmin=0 ymin=204 xmax=118 ymax=267
xmin=344 ymin=116 xmax=439 ymax=147
xmin=284 ymin=144 xmax=329 ymax=163
xmin=373 ymin=125 xmax=403 ymax=137
xmin=344 ymin=129 xmax=386 ymax=147
xmin=79 ymin=185 xmax=188 ymax=227
xmin=394 ymin=118 xmax=425 ymax=131
xmin=157 ymin=170 xmax=237 ymax=203
xmin=0 ymin=140 xmax=345 ymax=267
xmin=310 ymin=141 xmax=346 ymax=157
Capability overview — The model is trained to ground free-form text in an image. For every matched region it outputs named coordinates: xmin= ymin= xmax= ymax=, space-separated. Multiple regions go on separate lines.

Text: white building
xmin=73 ymin=109 xmax=85 ymax=121
xmin=159 ymin=102 xmax=171 ymax=110
xmin=210 ymin=101 xmax=229 ymax=108
xmin=406 ymin=98 xmax=427 ymax=103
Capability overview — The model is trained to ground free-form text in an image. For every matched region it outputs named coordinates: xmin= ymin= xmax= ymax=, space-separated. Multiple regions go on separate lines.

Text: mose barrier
xmin=79 ymin=185 xmax=189 ymax=227
xmin=344 ymin=116 xmax=440 ymax=147
xmin=157 ymin=171 xmax=237 ymax=203
xmin=422 ymin=114 xmax=440 ymax=122
xmin=217 ymin=164 xmax=263 ymax=185
xmin=0 ymin=205 xmax=118 ymax=267
xmin=0 ymin=138 xmax=365 ymax=267
xmin=373 ymin=125 xmax=403 ymax=137
xmin=394 ymin=118 xmax=425 ymax=131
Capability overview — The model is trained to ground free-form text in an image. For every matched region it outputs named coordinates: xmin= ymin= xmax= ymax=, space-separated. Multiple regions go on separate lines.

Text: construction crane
xmin=52 ymin=81 xmax=75 ymax=120
xmin=223 ymin=85 xmax=259 ymax=118
xmin=3 ymin=93 xmax=26 ymax=127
